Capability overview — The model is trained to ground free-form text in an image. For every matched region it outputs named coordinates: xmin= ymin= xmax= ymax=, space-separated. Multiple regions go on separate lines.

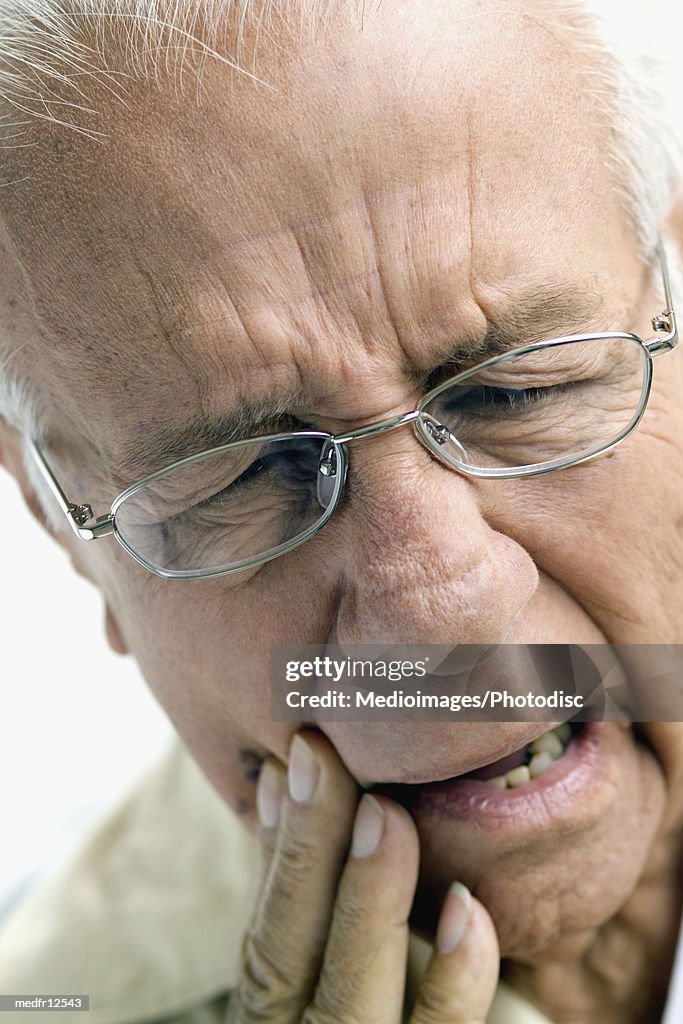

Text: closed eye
xmin=438 ymin=381 xmax=575 ymax=417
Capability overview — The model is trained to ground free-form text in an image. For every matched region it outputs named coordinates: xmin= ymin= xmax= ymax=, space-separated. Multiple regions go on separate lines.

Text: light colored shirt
xmin=0 ymin=740 xmax=676 ymax=1024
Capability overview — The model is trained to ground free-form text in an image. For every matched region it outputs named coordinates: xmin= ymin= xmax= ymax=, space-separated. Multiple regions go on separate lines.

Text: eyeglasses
xmin=30 ymin=244 xmax=678 ymax=581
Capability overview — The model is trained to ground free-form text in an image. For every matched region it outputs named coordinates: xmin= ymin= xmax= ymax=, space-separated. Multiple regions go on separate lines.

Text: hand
xmin=225 ymin=730 xmax=500 ymax=1023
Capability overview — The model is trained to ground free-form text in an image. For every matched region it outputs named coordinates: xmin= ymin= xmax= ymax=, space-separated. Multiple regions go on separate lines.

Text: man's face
xmin=2 ymin=0 xmax=683 ymax=958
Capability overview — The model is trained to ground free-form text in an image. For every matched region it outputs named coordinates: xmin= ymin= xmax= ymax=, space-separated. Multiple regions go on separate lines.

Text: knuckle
xmin=234 ymin=930 xmax=300 ymax=1019
xmin=328 ymin=891 xmax=367 ymax=938
xmin=276 ymin=831 xmax=320 ymax=878
xmin=304 ymin=957 xmax=385 ymax=1024
xmin=412 ymin=979 xmax=472 ymax=1024
xmin=317 ymin=962 xmax=366 ymax=1012
xmin=302 ymin=986 xmax=367 ymax=1024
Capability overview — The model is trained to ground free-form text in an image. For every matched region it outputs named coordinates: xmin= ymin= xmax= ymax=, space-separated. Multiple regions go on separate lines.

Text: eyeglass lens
xmin=114 ymin=435 xmax=340 ymax=575
xmin=420 ymin=335 xmax=648 ymax=472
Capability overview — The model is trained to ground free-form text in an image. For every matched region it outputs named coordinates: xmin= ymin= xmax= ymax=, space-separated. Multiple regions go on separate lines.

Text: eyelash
xmin=454 ymin=382 xmax=571 ymax=407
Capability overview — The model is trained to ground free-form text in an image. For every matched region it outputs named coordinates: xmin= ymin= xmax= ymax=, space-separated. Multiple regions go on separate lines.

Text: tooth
xmin=531 ymin=731 xmax=564 ymax=759
xmin=529 ymin=751 xmax=554 ymax=778
xmin=555 ymin=723 xmax=572 ymax=744
xmin=506 ymin=765 xmax=531 ymax=788
xmin=485 ymin=775 xmax=508 ymax=789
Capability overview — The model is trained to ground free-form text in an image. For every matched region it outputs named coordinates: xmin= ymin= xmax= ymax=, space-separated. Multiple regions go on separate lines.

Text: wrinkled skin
xmin=1 ymin=2 xmax=683 ymax=1021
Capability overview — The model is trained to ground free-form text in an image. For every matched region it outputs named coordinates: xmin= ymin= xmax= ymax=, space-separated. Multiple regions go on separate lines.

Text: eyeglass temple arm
xmin=648 ymin=240 xmax=678 ymax=354
xmin=28 ymin=440 xmax=114 ymax=540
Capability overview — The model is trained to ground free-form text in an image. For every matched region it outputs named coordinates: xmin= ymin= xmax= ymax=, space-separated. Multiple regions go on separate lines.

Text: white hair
xmin=0 ymin=0 xmax=681 ymax=443
xmin=0 ymin=0 xmax=343 ymax=145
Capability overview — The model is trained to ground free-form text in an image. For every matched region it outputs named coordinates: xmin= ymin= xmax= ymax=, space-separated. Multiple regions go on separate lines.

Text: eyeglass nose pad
xmin=317 ymin=441 xmax=340 ymax=509
xmin=420 ymin=414 xmax=469 ymax=464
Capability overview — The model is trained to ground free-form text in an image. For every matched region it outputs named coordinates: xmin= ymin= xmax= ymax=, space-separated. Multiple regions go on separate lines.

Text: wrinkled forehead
xmin=0 ymin=0 xmax=639 ymax=476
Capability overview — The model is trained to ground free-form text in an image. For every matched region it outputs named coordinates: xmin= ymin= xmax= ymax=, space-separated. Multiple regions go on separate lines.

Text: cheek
xmin=89 ymin=547 xmax=336 ymax=815
xmin=475 ymin=411 xmax=683 ymax=642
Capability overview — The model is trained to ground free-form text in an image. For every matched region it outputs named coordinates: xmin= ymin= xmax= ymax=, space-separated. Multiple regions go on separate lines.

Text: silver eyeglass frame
xmin=29 ymin=242 xmax=678 ymax=580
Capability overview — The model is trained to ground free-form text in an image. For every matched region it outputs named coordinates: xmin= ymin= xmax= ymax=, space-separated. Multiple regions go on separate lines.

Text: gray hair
xmin=0 ymin=0 xmax=681 ymax=442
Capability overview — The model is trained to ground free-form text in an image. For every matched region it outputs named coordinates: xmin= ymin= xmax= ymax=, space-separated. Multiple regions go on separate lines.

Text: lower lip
xmin=408 ymin=723 xmax=606 ymax=831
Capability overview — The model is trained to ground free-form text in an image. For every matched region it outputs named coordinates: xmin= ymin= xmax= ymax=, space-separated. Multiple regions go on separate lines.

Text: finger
xmin=254 ymin=757 xmax=286 ymax=887
xmin=228 ymin=730 xmax=360 ymax=1023
xmin=308 ymin=794 xmax=420 ymax=1024
xmin=409 ymin=884 xmax=500 ymax=1024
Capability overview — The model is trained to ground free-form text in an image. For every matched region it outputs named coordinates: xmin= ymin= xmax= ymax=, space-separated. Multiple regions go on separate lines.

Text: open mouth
xmin=393 ymin=721 xmax=649 ymax=949
xmin=460 ymin=722 xmax=577 ymax=788
xmin=371 ymin=721 xmax=605 ymax=829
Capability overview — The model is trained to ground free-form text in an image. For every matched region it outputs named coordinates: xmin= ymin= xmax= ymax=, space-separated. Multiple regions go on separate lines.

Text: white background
xmin=0 ymin=469 xmax=172 ymax=912
xmin=1 ymin=0 xmax=682 ymax=914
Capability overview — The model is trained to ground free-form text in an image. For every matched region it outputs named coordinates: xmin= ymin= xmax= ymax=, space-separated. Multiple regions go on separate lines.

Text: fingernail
xmin=436 ymin=881 xmax=472 ymax=954
xmin=288 ymin=734 xmax=320 ymax=804
xmin=256 ymin=761 xmax=284 ymax=830
xmin=351 ymin=794 xmax=385 ymax=858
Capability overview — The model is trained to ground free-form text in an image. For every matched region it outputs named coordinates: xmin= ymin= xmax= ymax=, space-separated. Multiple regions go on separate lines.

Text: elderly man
xmin=0 ymin=0 xmax=682 ymax=1021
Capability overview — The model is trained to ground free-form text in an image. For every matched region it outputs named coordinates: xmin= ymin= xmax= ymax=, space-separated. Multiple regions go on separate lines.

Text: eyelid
xmin=467 ymin=366 xmax=586 ymax=388
xmin=423 ymin=346 xmax=528 ymax=392
xmin=462 ymin=348 xmax=610 ymax=387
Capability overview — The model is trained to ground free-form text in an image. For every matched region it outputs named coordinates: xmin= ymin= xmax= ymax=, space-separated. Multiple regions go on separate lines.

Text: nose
xmin=318 ymin=426 xmax=540 ymax=783
xmin=327 ymin=426 xmax=539 ymax=648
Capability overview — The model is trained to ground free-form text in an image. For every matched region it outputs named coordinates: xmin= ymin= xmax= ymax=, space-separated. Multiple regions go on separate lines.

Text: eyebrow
xmin=115 ymin=284 xmax=606 ymax=483
xmin=431 ymin=284 xmax=606 ymax=374
xmin=115 ymin=394 xmax=306 ymax=483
